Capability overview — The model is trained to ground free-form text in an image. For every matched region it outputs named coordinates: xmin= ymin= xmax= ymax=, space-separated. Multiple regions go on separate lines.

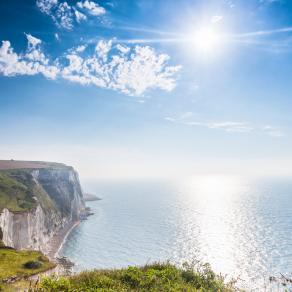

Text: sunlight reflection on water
xmin=60 ymin=175 xmax=292 ymax=291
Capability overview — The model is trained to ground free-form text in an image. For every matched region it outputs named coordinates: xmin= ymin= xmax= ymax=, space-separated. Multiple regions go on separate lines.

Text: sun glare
xmin=189 ymin=27 xmax=222 ymax=55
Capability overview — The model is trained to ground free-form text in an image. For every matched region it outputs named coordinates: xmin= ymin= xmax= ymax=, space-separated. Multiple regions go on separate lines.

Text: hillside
xmin=0 ymin=247 xmax=55 ymax=291
xmin=0 ymin=161 xmax=85 ymax=254
xmin=0 ymin=170 xmax=56 ymax=213
xmin=0 ymin=160 xmax=75 ymax=213
xmin=38 ymin=262 xmax=239 ymax=292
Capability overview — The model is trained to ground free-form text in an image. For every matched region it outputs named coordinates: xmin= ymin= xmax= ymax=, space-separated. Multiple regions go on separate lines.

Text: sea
xmin=59 ymin=175 xmax=292 ymax=291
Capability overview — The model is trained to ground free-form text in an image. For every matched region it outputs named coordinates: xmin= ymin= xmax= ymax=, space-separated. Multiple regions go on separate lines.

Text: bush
xmin=39 ymin=262 xmax=239 ymax=291
xmin=23 ymin=260 xmax=42 ymax=269
xmin=40 ymin=276 xmax=71 ymax=291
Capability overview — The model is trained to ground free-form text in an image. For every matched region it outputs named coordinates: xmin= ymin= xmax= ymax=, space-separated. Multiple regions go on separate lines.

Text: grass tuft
xmin=39 ymin=262 xmax=241 ymax=291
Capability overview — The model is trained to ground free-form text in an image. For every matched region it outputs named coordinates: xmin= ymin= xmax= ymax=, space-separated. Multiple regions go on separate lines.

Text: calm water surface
xmin=60 ymin=176 xmax=292 ymax=291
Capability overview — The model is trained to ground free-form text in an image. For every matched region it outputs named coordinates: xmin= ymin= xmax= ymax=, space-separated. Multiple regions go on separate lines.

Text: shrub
xmin=40 ymin=276 xmax=71 ymax=291
xmin=23 ymin=260 xmax=42 ymax=269
xmin=39 ymin=262 xmax=239 ymax=291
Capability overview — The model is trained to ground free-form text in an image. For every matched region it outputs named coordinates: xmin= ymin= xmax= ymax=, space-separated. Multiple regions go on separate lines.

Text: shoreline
xmin=27 ymin=221 xmax=80 ymax=282
xmin=55 ymin=220 xmax=80 ymax=259
xmin=47 ymin=220 xmax=80 ymax=261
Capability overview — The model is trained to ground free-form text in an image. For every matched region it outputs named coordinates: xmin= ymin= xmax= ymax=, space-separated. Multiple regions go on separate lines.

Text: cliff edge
xmin=0 ymin=160 xmax=85 ymax=255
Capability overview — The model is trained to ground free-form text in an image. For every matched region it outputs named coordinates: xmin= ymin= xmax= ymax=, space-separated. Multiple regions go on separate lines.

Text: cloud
xmin=0 ymin=36 xmax=181 ymax=96
xmin=262 ymin=125 xmax=284 ymax=137
xmin=75 ymin=45 xmax=87 ymax=52
xmin=95 ymin=40 xmax=112 ymax=60
xmin=164 ymin=117 xmax=176 ymax=122
xmin=259 ymin=0 xmax=282 ymax=5
xmin=116 ymin=44 xmax=130 ymax=54
xmin=0 ymin=35 xmax=59 ymax=79
xmin=36 ymin=0 xmax=58 ymax=14
xmin=37 ymin=0 xmax=74 ymax=29
xmin=164 ymin=115 xmax=284 ymax=136
xmin=207 ymin=122 xmax=253 ymax=133
xmin=211 ymin=15 xmax=223 ymax=23
xmin=36 ymin=0 xmax=106 ymax=29
xmin=61 ymin=40 xmax=181 ymax=96
xmin=74 ymin=9 xmax=87 ymax=23
xmin=181 ymin=111 xmax=193 ymax=119
xmin=54 ymin=2 xmax=74 ymax=29
xmin=76 ymin=0 xmax=106 ymax=16
xmin=25 ymin=34 xmax=42 ymax=47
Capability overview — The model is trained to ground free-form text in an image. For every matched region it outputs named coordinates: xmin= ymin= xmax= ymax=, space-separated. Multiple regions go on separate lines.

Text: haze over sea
xmin=60 ymin=175 xmax=292 ymax=291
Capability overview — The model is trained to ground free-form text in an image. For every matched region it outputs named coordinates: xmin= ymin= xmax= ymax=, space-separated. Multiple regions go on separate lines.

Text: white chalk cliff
xmin=0 ymin=166 xmax=85 ymax=254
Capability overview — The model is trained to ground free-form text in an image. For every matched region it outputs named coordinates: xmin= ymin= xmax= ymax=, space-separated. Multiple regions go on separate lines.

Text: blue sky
xmin=1 ymin=0 xmax=292 ymax=179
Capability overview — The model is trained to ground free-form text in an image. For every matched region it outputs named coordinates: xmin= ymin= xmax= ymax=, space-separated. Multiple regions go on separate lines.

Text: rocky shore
xmin=46 ymin=220 xmax=80 ymax=260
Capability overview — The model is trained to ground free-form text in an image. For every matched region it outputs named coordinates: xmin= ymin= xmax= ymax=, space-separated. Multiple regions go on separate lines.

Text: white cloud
xmin=211 ymin=15 xmax=223 ymax=23
xmin=36 ymin=0 xmax=106 ymax=29
xmin=61 ymin=41 xmax=181 ymax=96
xmin=36 ymin=0 xmax=58 ymax=14
xmin=181 ymin=112 xmax=193 ymax=119
xmin=95 ymin=40 xmax=112 ymax=60
xmin=75 ymin=45 xmax=87 ymax=52
xmin=164 ymin=117 xmax=176 ymax=122
xmin=74 ymin=9 xmax=87 ymax=23
xmin=165 ymin=116 xmax=284 ymax=137
xmin=0 ymin=37 xmax=59 ymax=79
xmin=25 ymin=34 xmax=42 ymax=47
xmin=54 ymin=2 xmax=74 ymax=29
xmin=207 ymin=122 xmax=253 ymax=132
xmin=262 ymin=125 xmax=284 ymax=137
xmin=182 ymin=120 xmax=253 ymax=133
xmin=77 ymin=1 xmax=106 ymax=16
xmin=0 ymin=37 xmax=181 ymax=97
xmin=116 ymin=44 xmax=130 ymax=54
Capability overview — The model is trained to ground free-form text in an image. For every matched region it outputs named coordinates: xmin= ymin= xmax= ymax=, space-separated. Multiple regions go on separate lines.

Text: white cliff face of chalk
xmin=0 ymin=167 xmax=85 ymax=254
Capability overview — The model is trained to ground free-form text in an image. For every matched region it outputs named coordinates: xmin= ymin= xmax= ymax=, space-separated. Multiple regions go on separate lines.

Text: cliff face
xmin=0 ymin=165 xmax=85 ymax=254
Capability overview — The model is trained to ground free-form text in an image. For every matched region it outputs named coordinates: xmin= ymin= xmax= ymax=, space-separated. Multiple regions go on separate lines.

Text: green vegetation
xmin=0 ymin=172 xmax=36 ymax=212
xmin=23 ymin=260 xmax=43 ymax=269
xmin=0 ymin=170 xmax=57 ymax=213
xmin=0 ymin=247 xmax=55 ymax=286
xmin=39 ymin=262 xmax=240 ymax=291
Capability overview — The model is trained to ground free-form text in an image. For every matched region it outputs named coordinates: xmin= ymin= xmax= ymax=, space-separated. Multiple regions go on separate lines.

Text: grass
xmin=0 ymin=172 xmax=36 ymax=212
xmin=0 ymin=170 xmax=57 ymax=213
xmin=0 ymin=247 xmax=55 ymax=290
xmin=38 ymin=262 xmax=240 ymax=292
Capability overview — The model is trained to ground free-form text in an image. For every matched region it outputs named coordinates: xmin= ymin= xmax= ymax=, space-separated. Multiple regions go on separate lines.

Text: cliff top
xmin=0 ymin=160 xmax=70 ymax=170
xmin=0 ymin=161 xmax=71 ymax=213
xmin=0 ymin=161 xmax=81 ymax=213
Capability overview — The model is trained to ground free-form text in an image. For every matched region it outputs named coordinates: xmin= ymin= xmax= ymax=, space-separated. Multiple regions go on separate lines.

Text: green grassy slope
xmin=0 ymin=169 xmax=57 ymax=213
xmin=0 ymin=247 xmax=55 ymax=290
xmin=39 ymin=263 xmax=240 ymax=292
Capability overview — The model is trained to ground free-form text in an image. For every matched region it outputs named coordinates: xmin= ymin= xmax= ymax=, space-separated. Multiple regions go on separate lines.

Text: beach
xmin=47 ymin=220 xmax=80 ymax=260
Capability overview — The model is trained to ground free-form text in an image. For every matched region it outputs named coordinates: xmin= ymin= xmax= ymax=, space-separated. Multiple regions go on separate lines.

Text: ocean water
xmin=60 ymin=176 xmax=292 ymax=290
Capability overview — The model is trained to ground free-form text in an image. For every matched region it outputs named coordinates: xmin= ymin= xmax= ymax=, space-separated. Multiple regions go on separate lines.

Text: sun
xmin=189 ymin=27 xmax=221 ymax=54
xmin=192 ymin=27 xmax=219 ymax=52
